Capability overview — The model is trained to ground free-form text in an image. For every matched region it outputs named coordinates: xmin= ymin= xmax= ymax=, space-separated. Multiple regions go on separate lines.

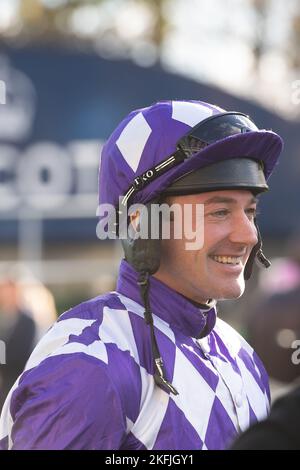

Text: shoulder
xmin=23 ymin=291 xmax=144 ymax=373
xmin=22 ymin=291 xmax=147 ymax=410
xmin=1 ymin=292 xmax=143 ymax=449
xmin=58 ymin=290 xmax=126 ymax=322
xmin=7 ymin=352 xmax=127 ymax=449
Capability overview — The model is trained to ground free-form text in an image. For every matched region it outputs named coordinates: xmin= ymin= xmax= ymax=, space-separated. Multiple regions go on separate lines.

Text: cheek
xmin=161 ymin=238 xmax=183 ymax=263
xmin=203 ymin=222 xmax=229 ymax=255
xmin=161 ymin=237 xmax=196 ymax=271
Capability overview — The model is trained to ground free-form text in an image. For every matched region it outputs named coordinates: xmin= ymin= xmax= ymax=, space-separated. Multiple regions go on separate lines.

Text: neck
xmin=153 ymin=271 xmax=210 ymax=306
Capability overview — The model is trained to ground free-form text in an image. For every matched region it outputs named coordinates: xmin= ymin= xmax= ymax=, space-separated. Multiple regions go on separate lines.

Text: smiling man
xmin=156 ymin=190 xmax=259 ymax=303
xmin=0 ymin=100 xmax=283 ymax=450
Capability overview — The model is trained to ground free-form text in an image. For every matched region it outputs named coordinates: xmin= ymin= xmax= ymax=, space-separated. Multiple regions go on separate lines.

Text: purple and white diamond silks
xmin=0 ymin=261 xmax=270 ymax=450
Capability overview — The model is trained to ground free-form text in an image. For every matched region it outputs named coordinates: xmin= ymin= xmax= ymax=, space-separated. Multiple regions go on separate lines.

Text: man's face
xmin=154 ymin=189 xmax=259 ymax=304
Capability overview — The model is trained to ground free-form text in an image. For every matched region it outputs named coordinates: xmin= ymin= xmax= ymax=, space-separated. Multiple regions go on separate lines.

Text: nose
xmin=229 ymin=213 xmax=258 ymax=248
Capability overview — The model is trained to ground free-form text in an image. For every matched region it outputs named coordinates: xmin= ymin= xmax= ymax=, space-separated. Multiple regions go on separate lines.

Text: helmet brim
xmin=138 ymin=130 xmax=283 ymax=204
xmin=162 ymin=157 xmax=268 ymax=196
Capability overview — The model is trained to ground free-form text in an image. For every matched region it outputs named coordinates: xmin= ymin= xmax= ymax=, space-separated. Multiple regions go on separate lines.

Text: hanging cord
xmin=137 ymin=272 xmax=178 ymax=396
xmin=255 ymin=221 xmax=271 ymax=268
xmin=244 ymin=218 xmax=271 ymax=280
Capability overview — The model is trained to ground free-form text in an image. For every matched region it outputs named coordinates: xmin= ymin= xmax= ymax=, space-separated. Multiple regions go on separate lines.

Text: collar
xmin=116 ymin=260 xmax=217 ymax=339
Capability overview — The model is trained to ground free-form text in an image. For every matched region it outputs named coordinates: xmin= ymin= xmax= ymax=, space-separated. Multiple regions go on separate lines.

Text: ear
xmin=121 ymin=202 xmax=161 ymax=275
xmin=129 ymin=210 xmax=140 ymax=233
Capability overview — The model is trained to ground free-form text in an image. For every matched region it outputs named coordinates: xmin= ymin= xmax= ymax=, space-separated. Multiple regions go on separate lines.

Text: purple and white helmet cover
xmin=99 ymin=100 xmax=283 ymax=209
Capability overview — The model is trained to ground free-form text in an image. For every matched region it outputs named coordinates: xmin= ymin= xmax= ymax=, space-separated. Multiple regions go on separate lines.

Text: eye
xmin=210 ymin=209 xmax=230 ymax=218
xmin=245 ymin=207 xmax=259 ymax=219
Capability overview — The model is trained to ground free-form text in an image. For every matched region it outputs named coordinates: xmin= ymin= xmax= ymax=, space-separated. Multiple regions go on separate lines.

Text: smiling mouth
xmin=211 ymin=255 xmax=243 ymax=265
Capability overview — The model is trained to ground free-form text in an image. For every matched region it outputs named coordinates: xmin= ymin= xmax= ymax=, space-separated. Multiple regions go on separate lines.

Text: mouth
xmin=211 ymin=255 xmax=243 ymax=266
xmin=209 ymin=255 xmax=245 ymax=274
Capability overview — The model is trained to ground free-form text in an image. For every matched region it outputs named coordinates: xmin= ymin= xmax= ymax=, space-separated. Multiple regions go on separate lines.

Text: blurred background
xmin=0 ymin=0 xmax=300 ymax=407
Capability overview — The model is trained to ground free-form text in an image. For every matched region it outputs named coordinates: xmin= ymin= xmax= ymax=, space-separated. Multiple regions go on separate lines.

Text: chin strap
xmin=138 ymin=272 xmax=178 ymax=396
xmin=244 ymin=218 xmax=271 ymax=281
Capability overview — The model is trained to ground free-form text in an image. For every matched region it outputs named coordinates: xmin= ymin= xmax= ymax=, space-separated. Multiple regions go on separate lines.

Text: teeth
xmin=212 ymin=256 xmax=241 ymax=265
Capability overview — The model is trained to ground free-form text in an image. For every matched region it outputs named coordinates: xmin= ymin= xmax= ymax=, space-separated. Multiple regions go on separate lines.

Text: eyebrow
xmin=203 ymin=195 xmax=259 ymax=205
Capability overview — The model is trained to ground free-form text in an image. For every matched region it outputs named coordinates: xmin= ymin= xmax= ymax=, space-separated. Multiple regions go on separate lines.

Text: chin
xmin=216 ymin=282 xmax=246 ymax=300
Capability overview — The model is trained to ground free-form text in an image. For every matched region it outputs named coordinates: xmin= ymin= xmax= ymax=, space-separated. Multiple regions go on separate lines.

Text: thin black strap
xmin=244 ymin=218 xmax=271 ymax=280
xmin=255 ymin=222 xmax=271 ymax=268
xmin=138 ymin=272 xmax=179 ymax=396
